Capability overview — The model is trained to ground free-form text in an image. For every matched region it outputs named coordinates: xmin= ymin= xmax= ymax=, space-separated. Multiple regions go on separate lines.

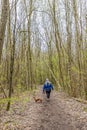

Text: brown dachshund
xmin=33 ymin=96 xmax=42 ymax=103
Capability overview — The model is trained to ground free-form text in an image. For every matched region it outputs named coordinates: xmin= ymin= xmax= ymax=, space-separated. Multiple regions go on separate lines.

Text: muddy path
xmin=0 ymin=87 xmax=87 ymax=130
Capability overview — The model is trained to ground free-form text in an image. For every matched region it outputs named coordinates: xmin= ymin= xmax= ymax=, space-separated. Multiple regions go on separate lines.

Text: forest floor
xmin=0 ymin=86 xmax=87 ymax=130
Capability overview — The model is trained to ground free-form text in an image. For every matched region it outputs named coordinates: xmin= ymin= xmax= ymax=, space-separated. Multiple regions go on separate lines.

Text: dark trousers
xmin=46 ymin=90 xmax=51 ymax=98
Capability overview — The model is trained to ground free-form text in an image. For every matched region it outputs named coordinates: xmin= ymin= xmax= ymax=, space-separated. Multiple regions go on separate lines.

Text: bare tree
xmin=7 ymin=0 xmax=17 ymax=111
xmin=64 ymin=0 xmax=73 ymax=95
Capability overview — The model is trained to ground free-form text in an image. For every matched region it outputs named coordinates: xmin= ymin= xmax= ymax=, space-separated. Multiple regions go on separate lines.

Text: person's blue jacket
xmin=43 ymin=82 xmax=54 ymax=92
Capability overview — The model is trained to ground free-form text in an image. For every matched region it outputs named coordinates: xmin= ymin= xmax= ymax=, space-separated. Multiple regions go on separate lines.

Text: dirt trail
xmin=0 ymin=87 xmax=87 ymax=130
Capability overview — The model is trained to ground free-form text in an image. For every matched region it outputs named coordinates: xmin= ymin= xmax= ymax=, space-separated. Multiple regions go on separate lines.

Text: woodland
xmin=0 ymin=0 xmax=87 ymax=112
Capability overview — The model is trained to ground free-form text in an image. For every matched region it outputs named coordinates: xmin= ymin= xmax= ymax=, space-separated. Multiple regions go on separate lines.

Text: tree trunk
xmin=65 ymin=0 xmax=72 ymax=95
xmin=53 ymin=0 xmax=64 ymax=88
xmin=7 ymin=0 xmax=16 ymax=110
xmin=0 ymin=0 xmax=9 ymax=63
